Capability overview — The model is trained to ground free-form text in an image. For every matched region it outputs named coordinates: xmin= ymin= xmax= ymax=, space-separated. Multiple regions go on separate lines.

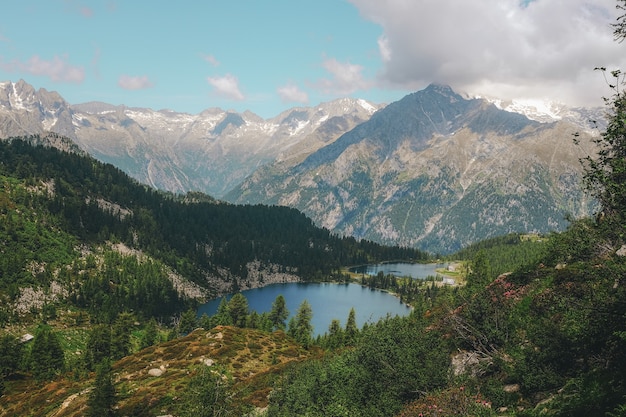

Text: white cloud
xmin=207 ymin=73 xmax=245 ymax=101
xmin=316 ymin=58 xmax=373 ymax=95
xmin=0 ymin=55 xmax=84 ymax=83
xmin=203 ymin=54 xmax=220 ymax=67
xmin=277 ymin=83 xmax=309 ymax=104
xmin=349 ymin=0 xmax=626 ymax=106
xmin=117 ymin=74 xmax=154 ymax=90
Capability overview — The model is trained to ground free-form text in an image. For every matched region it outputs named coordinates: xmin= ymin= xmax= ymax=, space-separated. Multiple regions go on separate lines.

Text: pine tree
xmin=178 ymin=309 xmax=198 ymax=335
xmin=327 ymin=319 xmax=344 ymax=349
xmin=30 ymin=324 xmax=65 ymax=380
xmin=292 ymin=300 xmax=313 ymax=348
xmin=269 ymin=294 xmax=289 ymax=331
xmin=111 ymin=312 xmax=134 ymax=360
xmin=87 ymin=358 xmax=117 ymax=417
xmin=345 ymin=307 xmax=358 ymax=346
xmin=140 ymin=317 xmax=158 ymax=349
xmin=227 ymin=293 xmax=249 ymax=328
xmin=85 ymin=324 xmax=111 ymax=371
xmin=213 ymin=297 xmax=232 ymax=326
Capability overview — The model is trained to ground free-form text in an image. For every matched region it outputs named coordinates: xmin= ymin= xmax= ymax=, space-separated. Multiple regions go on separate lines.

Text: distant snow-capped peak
xmin=480 ymin=96 xmax=566 ymax=122
xmin=478 ymin=95 xmax=604 ymax=133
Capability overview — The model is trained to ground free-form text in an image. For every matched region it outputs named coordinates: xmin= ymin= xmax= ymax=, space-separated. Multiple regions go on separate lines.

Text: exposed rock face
xmin=228 ymin=85 xmax=599 ymax=253
xmin=0 ymin=80 xmax=601 ymax=253
xmin=0 ymin=80 xmax=380 ymax=198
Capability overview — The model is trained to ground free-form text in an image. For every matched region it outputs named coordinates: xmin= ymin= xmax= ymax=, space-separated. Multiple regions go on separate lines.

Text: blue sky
xmin=0 ymin=0 xmax=624 ymax=118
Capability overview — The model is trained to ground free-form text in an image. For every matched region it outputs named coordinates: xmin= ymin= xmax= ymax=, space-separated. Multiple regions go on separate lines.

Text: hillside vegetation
xmin=2 ymin=6 xmax=626 ymax=414
xmin=0 ymin=117 xmax=626 ymax=415
xmin=0 ymin=135 xmax=428 ymax=321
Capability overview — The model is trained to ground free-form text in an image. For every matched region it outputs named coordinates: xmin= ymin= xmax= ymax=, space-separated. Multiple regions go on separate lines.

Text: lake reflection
xmin=350 ymin=262 xmax=448 ymax=279
xmin=197 ymin=282 xmax=411 ymax=337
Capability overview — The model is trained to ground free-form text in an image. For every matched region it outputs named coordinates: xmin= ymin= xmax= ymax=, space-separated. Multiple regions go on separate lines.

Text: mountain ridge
xmin=0 ymin=79 xmax=382 ymax=197
xmin=0 ymin=80 xmax=602 ymax=253
xmin=228 ymin=84 xmax=598 ymax=253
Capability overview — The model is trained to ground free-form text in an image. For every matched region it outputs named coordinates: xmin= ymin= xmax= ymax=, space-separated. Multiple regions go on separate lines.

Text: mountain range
xmin=0 ymin=80 xmax=603 ymax=253
xmin=0 ymin=79 xmax=379 ymax=197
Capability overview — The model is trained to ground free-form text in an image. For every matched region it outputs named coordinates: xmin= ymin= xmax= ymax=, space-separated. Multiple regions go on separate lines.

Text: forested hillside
xmin=0 ymin=134 xmax=428 ymax=320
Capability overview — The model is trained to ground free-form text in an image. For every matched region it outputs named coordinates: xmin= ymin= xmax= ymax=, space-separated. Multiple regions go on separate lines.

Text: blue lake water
xmin=197 ymin=282 xmax=411 ymax=337
xmin=350 ymin=262 xmax=448 ymax=279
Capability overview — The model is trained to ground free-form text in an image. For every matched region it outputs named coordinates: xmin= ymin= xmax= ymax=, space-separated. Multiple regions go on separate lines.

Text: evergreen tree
xmin=466 ymin=250 xmax=492 ymax=292
xmin=247 ymin=310 xmax=260 ymax=329
xmin=85 ymin=324 xmax=111 ymax=371
xmin=213 ymin=297 xmax=232 ymax=326
xmin=87 ymin=358 xmax=117 ymax=417
xmin=227 ymin=293 xmax=249 ymax=328
xmin=111 ymin=312 xmax=134 ymax=360
xmin=327 ymin=319 xmax=344 ymax=349
xmin=0 ymin=333 xmax=22 ymax=378
xmin=30 ymin=324 xmax=65 ymax=380
xmin=198 ymin=313 xmax=213 ymax=330
xmin=292 ymin=300 xmax=313 ymax=348
xmin=287 ymin=317 xmax=297 ymax=338
xmin=140 ymin=317 xmax=158 ymax=349
xmin=178 ymin=309 xmax=198 ymax=336
xmin=269 ymin=294 xmax=289 ymax=331
xmin=0 ymin=333 xmax=22 ymax=395
xmin=344 ymin=307 xmax=358 ymax=346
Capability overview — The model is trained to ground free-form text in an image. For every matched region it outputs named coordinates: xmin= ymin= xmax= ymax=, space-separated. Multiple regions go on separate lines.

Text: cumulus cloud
xmin=277 ymin=83 xmax=309 ymax=104
xmin=0 ymin=55 xmax=84 ymax=83
xmin=316 ymin=58 xmax=373 ymax=95
xmin=117 ymin=75 xmax=154 ymax=90
xmin=207 ymin=73 xmax=245 ymax=101
xmin=349 ymin=0 xmax=626 ymax=106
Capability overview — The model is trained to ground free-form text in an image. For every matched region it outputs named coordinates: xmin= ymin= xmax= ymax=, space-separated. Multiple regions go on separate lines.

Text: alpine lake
xmin=197 ymin=262 xmax=449 ymax=336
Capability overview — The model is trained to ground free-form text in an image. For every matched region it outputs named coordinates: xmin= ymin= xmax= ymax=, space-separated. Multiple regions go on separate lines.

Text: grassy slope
xmin=0 ymin=326 xmax=318 ymax=417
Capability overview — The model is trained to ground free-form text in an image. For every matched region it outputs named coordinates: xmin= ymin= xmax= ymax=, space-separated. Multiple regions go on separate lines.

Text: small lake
xmin=197 ymin=282 xmax=411 ymax=337
xmin=349 ymin=262 xmax=448 ymax=279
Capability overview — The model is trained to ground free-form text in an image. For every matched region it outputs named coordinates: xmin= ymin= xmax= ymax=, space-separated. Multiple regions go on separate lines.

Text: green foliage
xmin=0 ymin=333 xmax=22 ymax=394
xmin=179 ymin=366 xmax=233 ymax=417
xmin=451 ymin=233 xmax=547 ymax=278
xmin=29 ymin=324 xmax=65 ymax=380
xmin=75 ymin=251 xmax=186 ymax=322
xmin=87 ymin=358 xmax=117 ymax=417
xmin=289 ymin=300 xmax=313 ymax=349
xmin=582 ymin=68 xmax=626 ymax=226
xmin=344 ymin=307 xmax=358 ymax=346
xmin=325 ymin=319 xmax=344 ymax=350
xmin=268 ymin=314 xmax=450 ymax=416
xmin=139 ymin=318 xmax=159 ymax=349
xmin=0 ymin=137 xmax=428 ymax=328
xmin=110 ymin=312 xmax=134 ymax=360
xmin=227 ymin=293 xmax=249 ymax=328
xmin=0 ymin=333 xmax=22 ymax=378
xmin=84 ymin=324 xmax=111 ymax=371
xmin=269 ymin=294 xmax=289 ymax=331
xmin=178 ymin=309 xmax=198 ymax=336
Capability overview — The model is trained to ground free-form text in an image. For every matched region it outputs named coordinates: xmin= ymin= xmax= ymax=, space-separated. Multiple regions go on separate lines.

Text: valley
xmin=0 ymin=76 xmax=624 ymax=416
xmin=0 ymin=80 xmax=602 ymax=253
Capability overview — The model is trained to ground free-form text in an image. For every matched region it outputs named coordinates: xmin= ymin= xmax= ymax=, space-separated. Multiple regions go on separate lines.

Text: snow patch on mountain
xmin=480 ymin=96 xmax=604 ymax=133
xmin=358 ymin=98 xmax=378 ymax=114
xmin=42 ymin=117 xmax=58 ymax=131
